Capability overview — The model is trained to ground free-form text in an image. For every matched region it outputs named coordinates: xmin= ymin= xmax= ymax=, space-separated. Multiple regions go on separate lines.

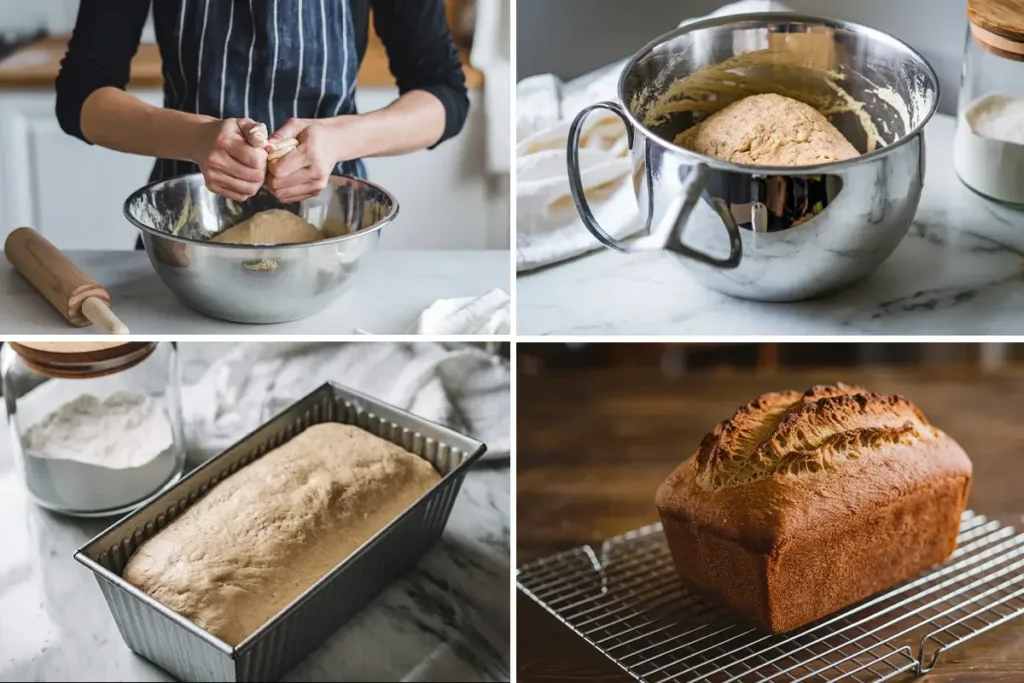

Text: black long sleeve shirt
xmin=55 ymin=0 xmax=470 ymax=171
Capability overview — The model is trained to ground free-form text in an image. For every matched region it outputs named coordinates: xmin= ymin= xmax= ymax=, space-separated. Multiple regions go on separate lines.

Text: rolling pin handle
xmin=82 ymin=297 xmax=130 ymax=335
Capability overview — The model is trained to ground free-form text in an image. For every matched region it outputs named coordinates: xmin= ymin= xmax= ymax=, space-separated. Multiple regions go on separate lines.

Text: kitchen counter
xmin=0 ymin=38 xmax=164 ymax=90
xmin=517 ymin=363 xmax=1024 ymax=681
xmin=0 ymin=35 xmax=484 ymax=90
xmin=0 ymin=250 xmax=510 ymax=334
xmin=517 ymin=112 xmax=1024 ymax=335
xmin=0 ymin=344 xmax=511 ymax=682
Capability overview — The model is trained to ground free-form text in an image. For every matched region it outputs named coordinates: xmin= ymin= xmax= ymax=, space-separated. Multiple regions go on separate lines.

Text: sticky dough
xmin=675 ymin=93 xmax=859 ymax=166
xmin=210 ymin=209 xmax=322 ymax=245
xmin=639 ymin=47 xmax=886 ymax=156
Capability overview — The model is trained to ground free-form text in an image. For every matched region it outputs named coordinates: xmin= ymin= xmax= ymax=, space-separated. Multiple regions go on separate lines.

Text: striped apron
xmin=149 ymin=0 xmax=365 ymax=183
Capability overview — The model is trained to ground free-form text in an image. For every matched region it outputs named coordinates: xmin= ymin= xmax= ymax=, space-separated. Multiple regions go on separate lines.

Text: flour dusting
xmin=873 ymin=86 xmax=912 ymax=137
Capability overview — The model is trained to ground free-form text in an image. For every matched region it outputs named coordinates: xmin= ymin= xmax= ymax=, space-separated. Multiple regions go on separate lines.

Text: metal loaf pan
xmin=74 ymin=381 xmax=487 ymax=682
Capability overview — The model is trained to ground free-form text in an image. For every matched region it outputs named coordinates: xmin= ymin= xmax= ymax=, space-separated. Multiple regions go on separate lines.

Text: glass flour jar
xmin=953 ymin=0 xmax=1024 ymax=206
xmin=0 ymin=342 xmax=185 ymax=517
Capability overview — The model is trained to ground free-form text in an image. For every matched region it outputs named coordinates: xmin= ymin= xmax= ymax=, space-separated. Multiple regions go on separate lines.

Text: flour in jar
xmin=23 ymin=391 xmax=174 ymax=467
xmin=965 ymin=94 xmax=1024 ymax=144
xmin=19 ymin=390 xmax=180 ymax=512
xmin=953 ymin=93 xmax=1024 ymax=204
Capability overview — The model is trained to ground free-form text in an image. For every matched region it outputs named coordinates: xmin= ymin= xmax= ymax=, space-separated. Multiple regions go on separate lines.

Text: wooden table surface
xmin=517 ymin=364 xmax=1024 ymax=682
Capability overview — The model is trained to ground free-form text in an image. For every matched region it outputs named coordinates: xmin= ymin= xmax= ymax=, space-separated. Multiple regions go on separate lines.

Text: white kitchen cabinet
xmin=0 ymin=90 xmax=163 ymax=250
xmin=0 ymin=87 xmax=505 ymax=251
xmin=357 ymin=87 xmax=505 ymax=250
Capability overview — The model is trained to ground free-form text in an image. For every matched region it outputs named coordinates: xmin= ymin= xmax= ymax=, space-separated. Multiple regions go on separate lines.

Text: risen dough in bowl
xmin=675 ymin=93 xmax=859 ymax=166
xmin=210 ymin=208 xmax=322 ymax=245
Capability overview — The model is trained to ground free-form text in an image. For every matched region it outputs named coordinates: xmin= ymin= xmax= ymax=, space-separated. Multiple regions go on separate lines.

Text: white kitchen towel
xmin=515 ymin=0 xmax=793 ymax=273
xmin=516 ymin=67 xmax=640 ymax=272
xmin=516 ymin=74 xmax=563 ymax=143
xmin=181 ymin=342 xmax=510 ymax=464
xmin=415 ymin=288 xmax=511 ymax=335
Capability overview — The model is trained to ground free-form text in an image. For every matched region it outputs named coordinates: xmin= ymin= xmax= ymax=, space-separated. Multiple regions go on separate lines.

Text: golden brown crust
xmin=655 ymin=383 xmax=973 ymax=632
xmin=681 ymin=382 xmax=951 ymax=491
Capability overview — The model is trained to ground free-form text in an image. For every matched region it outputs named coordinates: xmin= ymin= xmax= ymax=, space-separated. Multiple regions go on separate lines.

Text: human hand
xmin=242 ymin=121 xmax=269 ymax=148
xmin=265 ymin=117 xmax=354 ymax=203
xmin=190 ymin=118 xmax=268 ymax=201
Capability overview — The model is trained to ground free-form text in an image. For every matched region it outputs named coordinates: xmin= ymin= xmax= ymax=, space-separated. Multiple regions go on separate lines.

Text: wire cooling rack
xmin=517 ymin=510 xmax=1024 ymax=682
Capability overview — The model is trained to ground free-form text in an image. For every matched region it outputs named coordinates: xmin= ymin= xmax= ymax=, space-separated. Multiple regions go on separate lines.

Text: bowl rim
xmin=122 ymin=173 xmax=399 ymax=250
xmin=617 ymin=11 xmax=941 ymax=175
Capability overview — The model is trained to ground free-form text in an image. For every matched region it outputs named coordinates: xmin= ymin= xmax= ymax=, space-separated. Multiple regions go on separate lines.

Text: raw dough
xmin=242 ymin=121 xmax=268 ymax=147
xmin=675 ymin=93 xmax=859 ymax=166
xmin=210 ymin=209 xmax=322 ymax=245
xmin=122 ymin=423 xmax=441 ymax=646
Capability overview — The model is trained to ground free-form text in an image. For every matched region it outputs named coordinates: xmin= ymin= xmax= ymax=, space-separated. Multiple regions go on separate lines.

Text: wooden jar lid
xmin=968 ymin=0 xmax=1024 ymax=61
xmin=8 ymin=341 xmax=157 ymax=379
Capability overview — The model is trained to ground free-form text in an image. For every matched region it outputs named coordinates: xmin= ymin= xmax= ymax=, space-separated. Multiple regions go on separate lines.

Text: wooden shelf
xmin=0 ymin=32 xmax=482 ymax=91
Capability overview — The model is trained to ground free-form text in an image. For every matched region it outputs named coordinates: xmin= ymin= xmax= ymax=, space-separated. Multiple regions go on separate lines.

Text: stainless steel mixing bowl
xmin=124 ymin=174 xmax=397 ymax=323
xmin=568 ymin=12 xmax=939 ymax=301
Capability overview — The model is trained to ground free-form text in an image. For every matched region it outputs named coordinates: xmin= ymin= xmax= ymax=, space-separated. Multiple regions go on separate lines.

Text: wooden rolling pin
xmin=4 ymin=227 xmax=130 ymax=334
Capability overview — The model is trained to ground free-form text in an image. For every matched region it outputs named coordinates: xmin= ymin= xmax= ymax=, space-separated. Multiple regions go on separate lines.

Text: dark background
xmin=516 ymin=342 xmax=1024 ymax=682
xmin=518 ymin=342 xmax=1024 ymax=376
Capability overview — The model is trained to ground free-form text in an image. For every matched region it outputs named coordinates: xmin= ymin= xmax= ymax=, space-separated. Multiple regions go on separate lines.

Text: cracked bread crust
xmin=655 ymin=383 xmax=972 ymax=633
xmin=694 ymin=382 xmax=940 ymax=491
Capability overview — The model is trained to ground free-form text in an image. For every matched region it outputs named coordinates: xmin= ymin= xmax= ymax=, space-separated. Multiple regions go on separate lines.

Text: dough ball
xmin=210 ymin=209 xmax=322 ymax=245
xmin=242 ymin=121 xmax=268 ymax=147
xmin=674 ymin=93 xmax=859 ymax=166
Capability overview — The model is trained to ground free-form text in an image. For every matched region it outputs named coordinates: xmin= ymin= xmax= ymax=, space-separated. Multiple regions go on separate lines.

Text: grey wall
xmin=517 ymin=0 xmax=967 ymax=115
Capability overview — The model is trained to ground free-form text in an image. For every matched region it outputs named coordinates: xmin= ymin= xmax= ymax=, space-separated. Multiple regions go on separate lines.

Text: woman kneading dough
xmin=675 ymin=93 xmax=859 ymax=166
xmin=56 ymin=0 xmax=469 ymax=249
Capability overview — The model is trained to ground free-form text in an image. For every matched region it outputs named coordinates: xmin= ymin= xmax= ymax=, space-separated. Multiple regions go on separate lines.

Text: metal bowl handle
xmin=567 ymin=102 xmax=741 ymax=269
xmin=681 ymin=194 xmax=743 ymax=269
xmin=568 ymin=102 xmax=636 ymax=252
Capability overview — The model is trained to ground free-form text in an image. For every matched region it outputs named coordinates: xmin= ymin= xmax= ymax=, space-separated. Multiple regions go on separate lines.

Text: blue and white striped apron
xmin=149 ymin=0 xmax=365 ymax=183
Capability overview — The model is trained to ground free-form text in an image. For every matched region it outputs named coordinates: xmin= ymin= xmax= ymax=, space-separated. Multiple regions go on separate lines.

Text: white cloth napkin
xmin=415 ymin=288 xmax=511 ymax=335
xmin=515 ymin=69 xmax=640 ymax=272
xmin=515 ymin=0 xmax=793 ymax=273
xmin=180 ymin=342 xmax=510 ymax=464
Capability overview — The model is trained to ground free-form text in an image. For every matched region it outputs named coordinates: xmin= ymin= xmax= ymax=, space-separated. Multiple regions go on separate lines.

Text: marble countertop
xmin=0 ymin=344 xmax=510 ymax=682
xmin=517 ymin=112 xmax=1024 ymax=335
xmin=0 ymin=250 xmax=510 ymax=335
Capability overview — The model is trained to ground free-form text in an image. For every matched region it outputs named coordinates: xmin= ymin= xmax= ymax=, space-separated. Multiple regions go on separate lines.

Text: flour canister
xmin=0 ymin=342 xmax=185 ymax=517
xmin=954 ymin=0 xmax=1024 ymax=206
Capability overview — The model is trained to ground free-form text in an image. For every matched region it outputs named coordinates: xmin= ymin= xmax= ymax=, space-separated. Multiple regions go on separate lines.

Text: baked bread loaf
xmin=655 ymin=383 xmax=971 ymax=634
xmin=123 ymin=422 xmax=440 ymax=645
xmin=674 ymin=93 xmax=859 ymax=166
